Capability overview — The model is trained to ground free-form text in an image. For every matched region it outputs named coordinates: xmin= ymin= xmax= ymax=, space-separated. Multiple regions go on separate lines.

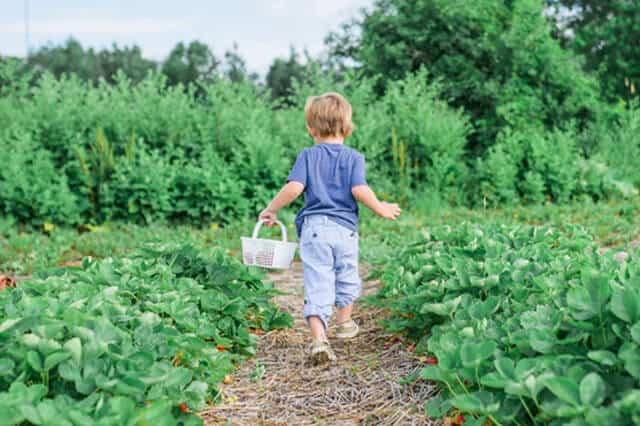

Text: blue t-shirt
xmin=287 ymin=143 xmax=367 ymax=237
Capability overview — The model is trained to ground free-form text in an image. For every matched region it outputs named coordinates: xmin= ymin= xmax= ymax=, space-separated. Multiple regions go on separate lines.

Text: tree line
xmin=2 ymin=1 xmax=638 ymax=108
xmin=0 ymin=38 xmax=314 ymax=102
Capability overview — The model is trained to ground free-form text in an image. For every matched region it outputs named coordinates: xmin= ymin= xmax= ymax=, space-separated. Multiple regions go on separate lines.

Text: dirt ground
xmin=201 ymin=262 xmax=437 ymax=426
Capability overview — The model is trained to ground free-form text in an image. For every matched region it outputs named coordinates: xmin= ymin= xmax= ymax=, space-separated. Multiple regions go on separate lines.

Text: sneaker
xmin=335 ymin=319 xmax=359 ymax=339
xmin=309 ymin=340 xmax=336 ymax=364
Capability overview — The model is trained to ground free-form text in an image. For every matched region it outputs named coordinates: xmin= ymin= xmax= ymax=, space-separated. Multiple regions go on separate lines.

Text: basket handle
xmin=252 ymin=219 xmax=288 ymax=242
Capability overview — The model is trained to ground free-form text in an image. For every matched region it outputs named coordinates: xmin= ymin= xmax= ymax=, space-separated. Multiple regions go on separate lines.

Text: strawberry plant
xmin=0 ymin=244 xmax=291 ymax=425
xmin=372 ymin=224 xmax=640 ymax=425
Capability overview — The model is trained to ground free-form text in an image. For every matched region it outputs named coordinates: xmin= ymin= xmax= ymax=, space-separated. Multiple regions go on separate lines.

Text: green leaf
xmin=420 ymin=296 xmax=462 ymax=316
xmin=585 ymin=407 xmax=623 ymax=426
xmin=19 ymin=404 xmax=43 ymax=425
xmin=460 ymin=341 xmax=497 ymax=367
xmin=114 ymin=376 xmax=146 ymax=396
xmin=106 ymin=396 xmax=136 ymax=419
xmin=587 ymin=350 xmax=618 ymax=367
xmin=546 ymin=377 xmax=581 ymax=406
xmin=567 ymin=271 xmax=611 ymax=320
xmin=529 ymin=329 xmax=555 ymax=354
xmin=610 ymin=286 xmax=640 ymax=323
xmin=619 ymin=343 xmax=640 ymax=380
xmin=504 ymin=381 xmax=528 ymax=397
xmin=27 ymin=351 xmax=43 ymax=373
xmin=616 ymin=390 xmax=640 ymax=411
xmin=36 ymin=400 xmax=71 ymax=426
xmin=0 ymin=318 xmax=23 ymax=334
xmin=63 ymin=337 xmax=82 ymax=364
xmin=450 ymin=393 xmax=485 ymax=413
xmin=584 ymin=270 xmax=611 ymax=314
xmin=450 ymin=391 xmax=499 ymax=415
xmin=514 ymin=359 xmax=537 ymax=380
xmin=67 ymin=410 xmax=94 ymax=425
xmin=631 ymin=322 xmax=640 ymax=344
xmin=524 ymin=372 xmax=553 ymax=400
xmin=182 ymin=414 xmax=204 ymax=426
xmin=164 ymin=367 xmax=192 ymax=388
xmin=424 ymin=395 xmax=451 ymax=418
xmin=44 ymin=352 xmax=71 ymax=371
xmin=494 ymin=358 xmax=516 ymax=379
xmin=22 ymin=333 xmax=41 ymax=347
xmin=57 ymin=361 xmax=79 ymax=382
xmin=579 ymin=373 xmax=606 ymax=407
xmin=464 ymin=417 xmax=488 ymax=426
xmin=480 ymin=372 xmax=508 ymax=388
xmin=134 ymin=399 xmax=174 ymax=426
xmin=420 ymin=365 xmax=445 ymax=382
xmin=0 ymin=358 xmax=15 ymax=376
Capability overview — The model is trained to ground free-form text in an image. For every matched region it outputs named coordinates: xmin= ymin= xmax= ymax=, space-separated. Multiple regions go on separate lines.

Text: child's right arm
xmin=260 ymin=181 xmax=304 ymax=225
xmin=352 ymin=185 xmax=401 ymax=220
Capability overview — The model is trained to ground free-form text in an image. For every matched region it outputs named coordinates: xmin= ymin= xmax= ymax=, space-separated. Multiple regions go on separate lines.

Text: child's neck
xmin=315 ymin=137 xmax=344 ymax=145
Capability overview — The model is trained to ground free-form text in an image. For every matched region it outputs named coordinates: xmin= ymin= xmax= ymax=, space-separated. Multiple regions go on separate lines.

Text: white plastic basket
xmin=241 ymin=220 xmax=298 ymax=269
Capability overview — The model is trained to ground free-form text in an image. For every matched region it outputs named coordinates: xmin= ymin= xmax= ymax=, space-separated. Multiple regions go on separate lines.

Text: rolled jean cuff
xmin=336 ymin=296 xmax=357 ymax=308
xmin=335 ymin=282 xmax=362 ymax=308
xmin=335 ymin=296 xmax=357 ymax=309
xmin=303 ymin=303 xmax=331 ymax=330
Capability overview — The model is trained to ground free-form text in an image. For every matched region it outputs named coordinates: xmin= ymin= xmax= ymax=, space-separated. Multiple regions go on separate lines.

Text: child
xmin=260 ymin=92 xmax=401 ymax=364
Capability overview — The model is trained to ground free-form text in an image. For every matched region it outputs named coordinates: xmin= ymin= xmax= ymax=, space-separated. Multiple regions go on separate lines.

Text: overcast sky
xmin=0 ymin=0 xmax=372 ymax=75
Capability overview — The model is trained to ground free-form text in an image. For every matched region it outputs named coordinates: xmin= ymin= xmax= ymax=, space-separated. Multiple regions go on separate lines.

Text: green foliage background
xmin=0 ymin=0 xmax=639 ymax=226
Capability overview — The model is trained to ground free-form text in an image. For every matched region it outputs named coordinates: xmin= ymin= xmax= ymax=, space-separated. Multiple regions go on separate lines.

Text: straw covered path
xmin=201 ymin=262 xmax=436 ymax=425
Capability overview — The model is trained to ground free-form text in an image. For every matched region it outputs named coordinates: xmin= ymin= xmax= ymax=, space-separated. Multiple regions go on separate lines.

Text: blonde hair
xmin=304 ymin=92 xmax=354 ymax=139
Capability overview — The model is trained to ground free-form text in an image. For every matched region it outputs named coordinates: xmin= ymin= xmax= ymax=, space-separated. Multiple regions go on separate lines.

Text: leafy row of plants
xmin=0 ymin=213 xmax=295 ymax=276
xmin=1 ymin=62 xmax=638 ymax=228
xmin=371 ymin=224 xmax=640 ymax=425
xmin=0 ymin=244 xmax=291 ymax=425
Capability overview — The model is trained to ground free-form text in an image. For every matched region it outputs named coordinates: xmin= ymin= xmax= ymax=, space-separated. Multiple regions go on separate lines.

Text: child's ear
xmin=306 ymin=125 xmax=316 ymax=138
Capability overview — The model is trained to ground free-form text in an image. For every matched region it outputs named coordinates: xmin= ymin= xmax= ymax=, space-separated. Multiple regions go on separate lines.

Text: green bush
xmin=171 ymin=151 xmax=249 ymax=225
xmin=380 ymin=71 xmax=470 ymax=203
xmin=101 ymin=148 xmax=174 ymax=223
xmin=0 ymin=130 xmax=79 ymax=226
xmin=475 ymin=126 xmax=624 ymax=206
xmin=597 ymin=103 xmax=640 ymax=187
xmin=0 ymin=61 xmax=635 ymax=227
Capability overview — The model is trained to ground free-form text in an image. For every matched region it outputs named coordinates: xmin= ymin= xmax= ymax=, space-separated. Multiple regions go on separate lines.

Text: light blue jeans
xmin=300 ymin=215 xmax=361 ymax=330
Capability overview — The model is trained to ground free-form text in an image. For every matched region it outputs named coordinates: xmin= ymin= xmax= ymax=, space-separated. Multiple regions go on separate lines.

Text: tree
xmin=265 ymin=48 xmax=307 ymax=101
xmin=0 ymin=56 xmax=35 ymax=97
xmin=223 ymin=43 xmax=258 ymax=83
xmin=327 ymin=0 xmax=601 ymax=152
xmin=27 ymin=38 xmax=155 ymax=84
xmin=28 ymin=38 xmax=97 ymax=81
xmin=96 ymin=44 xmax=156 ymax=84
xmin=547 ymin=0 xmax=640 ymax=101
xmin=161 ymin=40 xmax=219 ymax=86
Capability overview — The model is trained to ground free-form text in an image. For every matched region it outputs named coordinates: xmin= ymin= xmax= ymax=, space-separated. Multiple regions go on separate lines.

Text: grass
xmin=0 ymin=220 xmax=246 ymax=275
xmin=1 ymin=197 xmax=639 ymax=275
xmin=359 ymin=197 xmax=640 ymax=263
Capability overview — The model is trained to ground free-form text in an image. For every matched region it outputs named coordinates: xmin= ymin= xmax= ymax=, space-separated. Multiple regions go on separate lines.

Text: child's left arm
xmin=260 ymin=181 xmax=304 ymax=225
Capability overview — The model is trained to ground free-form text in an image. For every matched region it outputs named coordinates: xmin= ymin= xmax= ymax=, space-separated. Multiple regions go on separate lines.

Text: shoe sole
xmin=335 ymin=326 xmax=359 ymax=339
xmin=310 ymin=349 xmax=336 ymax=365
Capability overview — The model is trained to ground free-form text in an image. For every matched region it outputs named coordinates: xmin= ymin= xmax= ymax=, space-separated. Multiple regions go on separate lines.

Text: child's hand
xmin=377 ymin=202 xmax=402 ymax=220
xmin=259 ymin=209 xmax=278 ymax=226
